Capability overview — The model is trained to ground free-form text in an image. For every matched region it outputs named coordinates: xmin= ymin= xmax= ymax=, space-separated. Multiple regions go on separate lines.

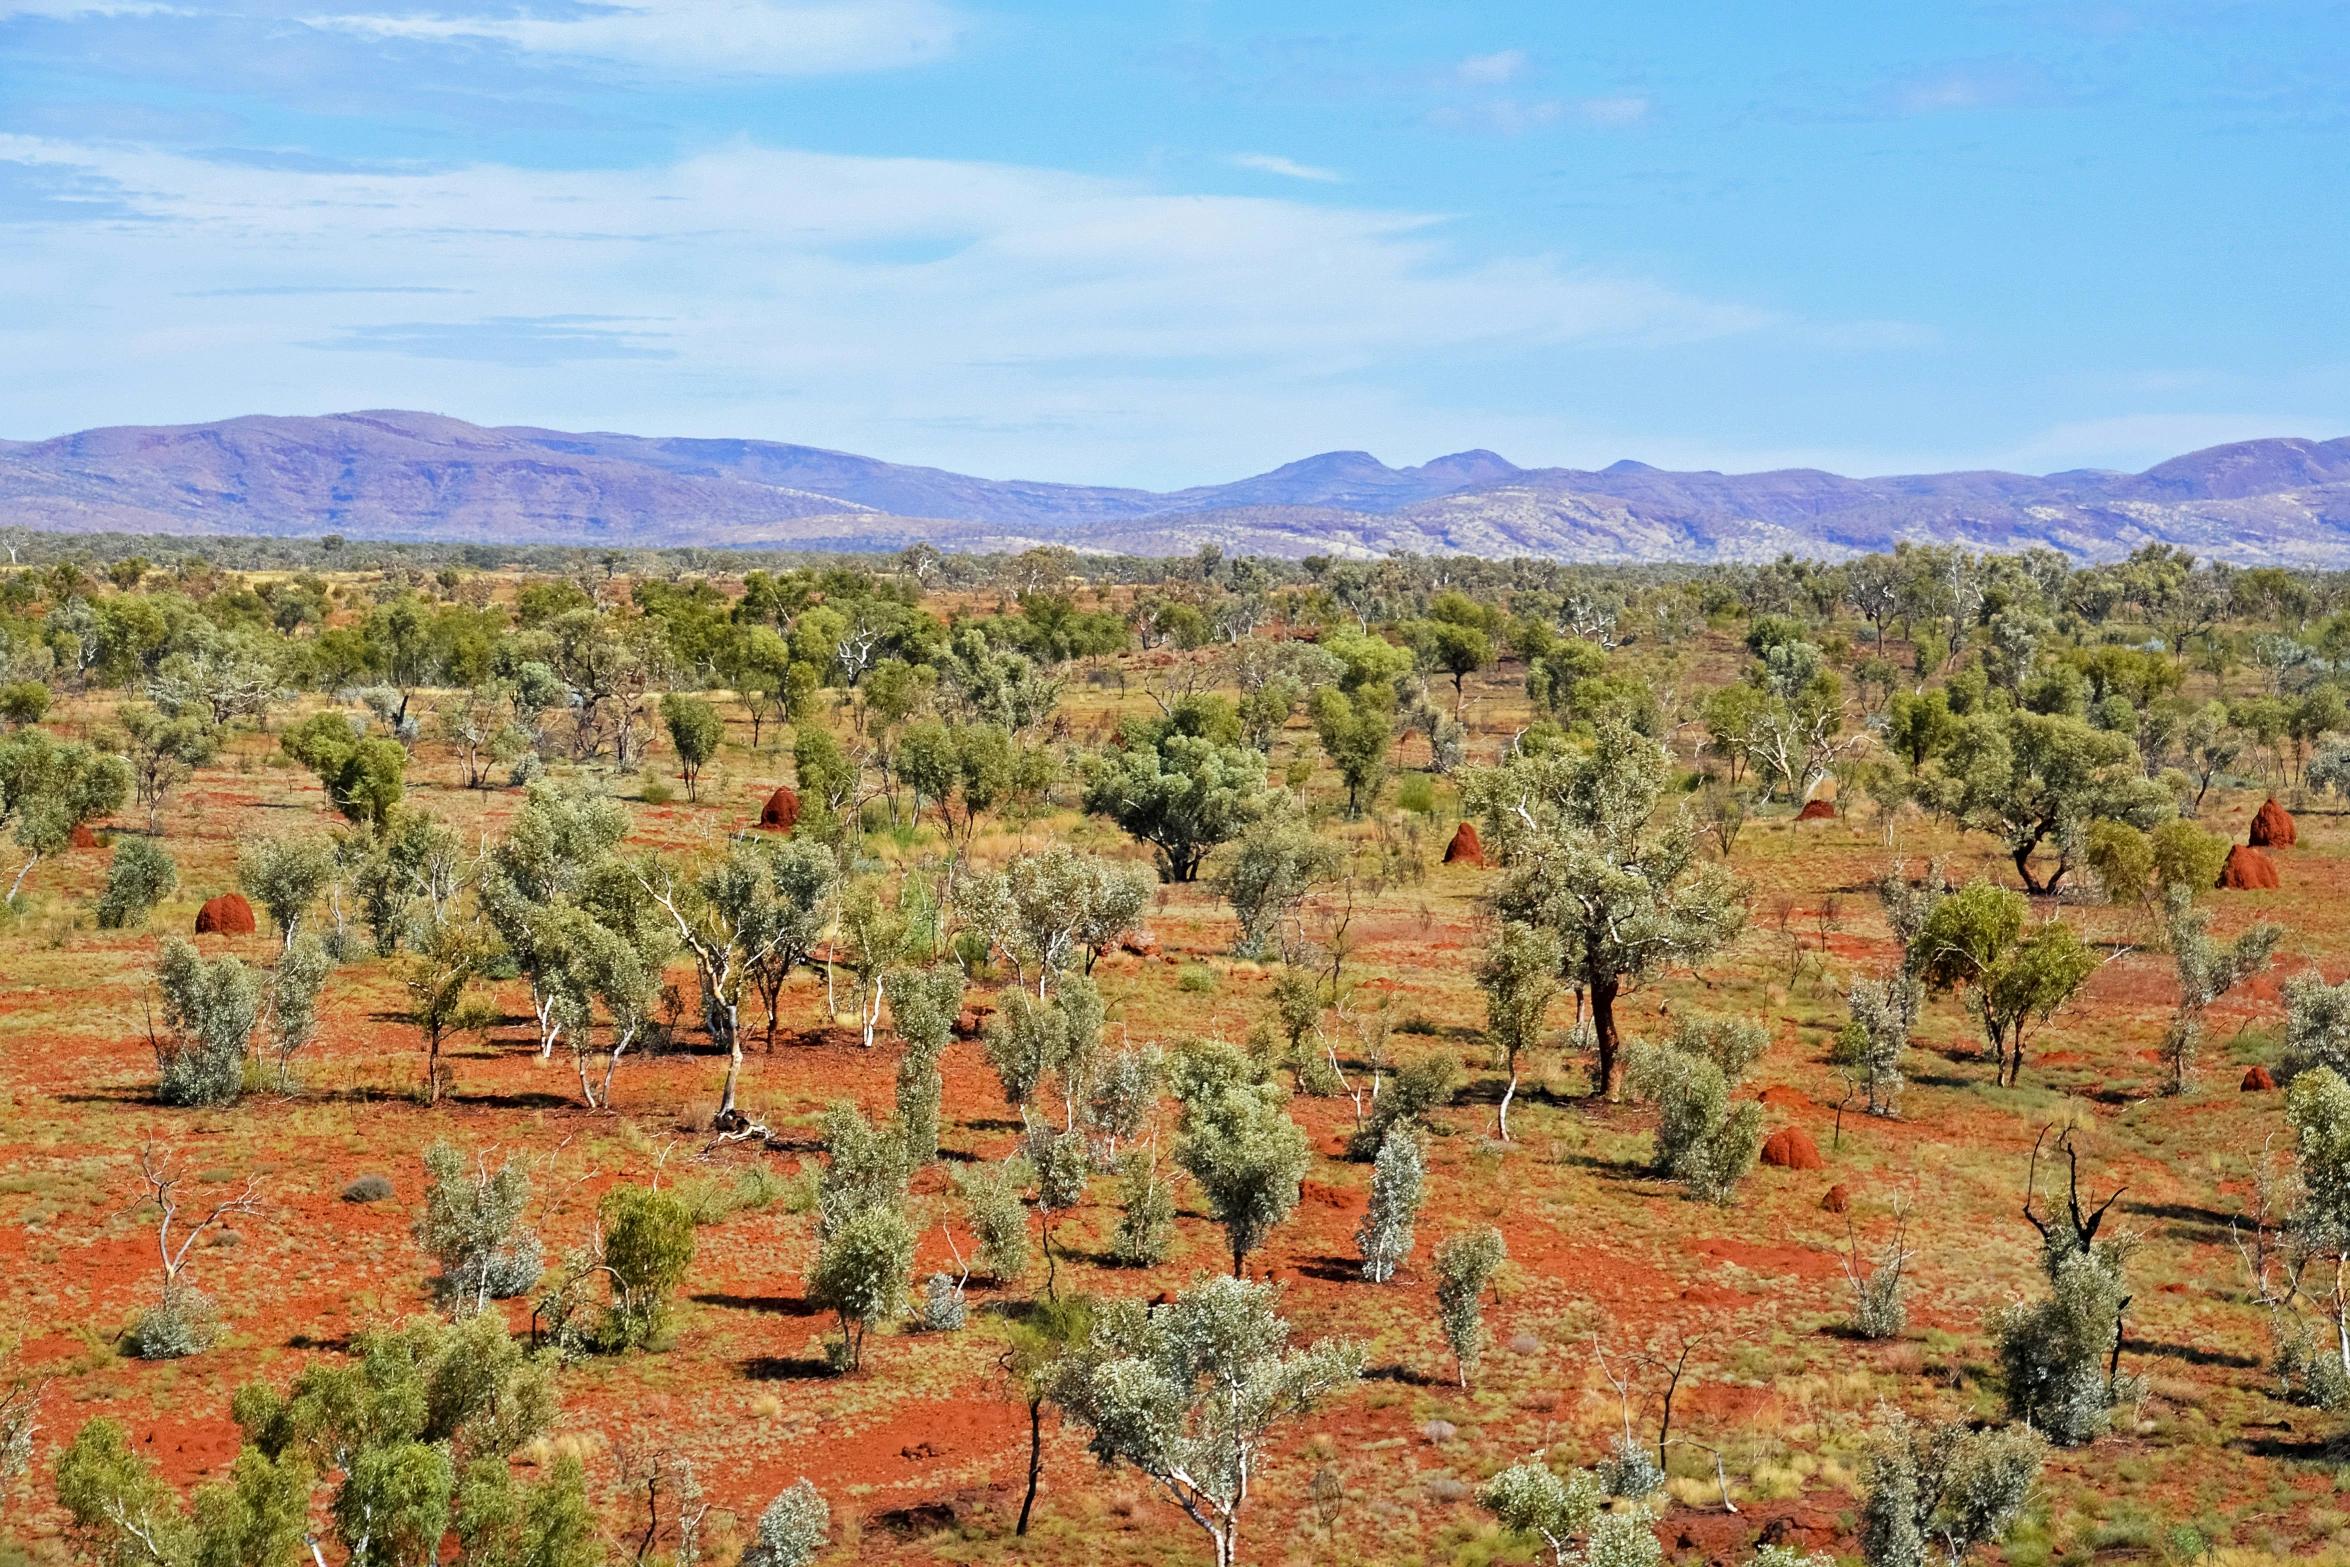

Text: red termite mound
xmin=1760 ymin=1126 xmax=1825 ymax=1171
xmin=1794 ymin=799 xmax=1837 ymax=821
xmin=194 ymin=894 xmax=256 ymax=935
xmin=757 ymin=786 xmax=800 ymax=832
xmin=2250 ymin=797 xmax=2297 ymax=847
xmin=69 ymin=823 xmax=99 ymax=848
xmin=2243 ymin=1065 xmax=2278 ymax=1092
xmin=2218 ymin=845 xmax=2280 ymax=890
xmin=1443 ymin=821 xmax=1484 ymax=866
xmin=1820 ymin=1184 xmax=1851 ymax=1213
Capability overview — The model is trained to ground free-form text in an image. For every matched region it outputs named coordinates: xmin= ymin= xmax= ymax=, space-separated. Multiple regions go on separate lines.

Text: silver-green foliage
xmin=984 ymin=977 xmax=1106 ymax=1128
xmin=1990 ymin=1248 xmax=2145 ymax=1445
xmin=2287 ymin=973 xmax=2350 ymax=1079
xmin=816 ymin=1101 xmax=911 ymax=1239
xmin=237 ymin=834 xmax=335 ymax=947
xmin=416 ymin=1141 xmax=538 ymax=1317
xmin=264 ymin=933 xmax=334 ymax=1089
xmin=95 ymin=835 xmax=177 ymax=930
xmin=954 ymin=1156 xmax=1032 ymax=1285
xmin=153 ymin=935 xmax=262 ymax=1107
xmin=1110 ymin=1150 xmax=1176 ymax=1268
xmin=914 ymin=1271 xmax=967 ymax=1332
xmin=808 ymin=1204 xmax=914 ymax=1372
xmin=1475 ymin=1456 xmax=1602 ymax=1566
xmin=2163 ymin=887 xmax=2281 ymax=1094
xmin=1356 ymin=1124 xmax=1424 ymax=1283
xmin=740 ymin=1479 xmax=829 ymax=1567
xmin=1050 ymin=1274 xmax=1362 ymax=1567
xmin=887 ymin=963 xmax=963 ymax=1163
xmin=2285 ymin=1066 xmax=2350 ymax=1404
xmin=1858 ymin=1409 xmax=2044 ymax=1567
xmin=1433 ymin=1227 xmax=1507 ymax=1384
xmin=1624 ymin=1024 xmax=1765 ymax=1205
xmin=1176 ymin=1063 xmax=1312 ymax=1276
xmin=1215 ymin=818 xmax=1342 ymax=960
xmin=134 ymin=1286 xmax=219 ymax=1360
xmin=1840 ymin=974 xmax=1918 ymax=1117
xmin=1594 ymin=1434 xmax=1665 ymax=1501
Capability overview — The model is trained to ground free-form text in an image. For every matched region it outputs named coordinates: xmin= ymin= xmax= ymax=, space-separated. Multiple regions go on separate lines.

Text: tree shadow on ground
xmin=693 ymin=1291 xmax=825 ymax=1318
xmin=742 ymin=1354 xmax=836 ymax=1381
xmin=2122 ymin=1337 xmax=2262 ymax=1370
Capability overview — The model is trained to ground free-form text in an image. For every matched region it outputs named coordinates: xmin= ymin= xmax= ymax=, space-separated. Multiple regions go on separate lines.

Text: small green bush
xmin=597 ymin=1185 xmax=695 ymax=1351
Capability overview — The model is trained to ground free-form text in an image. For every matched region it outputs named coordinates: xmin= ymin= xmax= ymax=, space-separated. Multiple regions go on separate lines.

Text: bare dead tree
xmin=130 ymin=1142 xmax=261 ymax=1310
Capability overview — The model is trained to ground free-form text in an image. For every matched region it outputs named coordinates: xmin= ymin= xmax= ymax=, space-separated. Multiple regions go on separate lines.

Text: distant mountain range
xmin=7 ymin=409 xmax=2350 ymax=563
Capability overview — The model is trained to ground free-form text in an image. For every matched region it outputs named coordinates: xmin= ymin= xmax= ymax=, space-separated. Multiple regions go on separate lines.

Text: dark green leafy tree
xmin=1920 ymin=709 xmax=2170 ymax=894
xmin=280 ymin=712 xmax=408 ymax=833
xmin=658 ymin=692 xmax=723 ymax=800
xmin=1464 ymin=720 xmax=1747 ymax=1098
xmin=1308 ymin=683 xmax=1393 ymax=817
xmin=1084 ymin=732 xmax=1269 ymax=882
xmin=1915 ymin=883 xmax=2097 ymax=1087
xmin=96 ymin=836 xmax=178 ymax=930
xmin=999 ymin=1297 xmax=1093 ymax=1536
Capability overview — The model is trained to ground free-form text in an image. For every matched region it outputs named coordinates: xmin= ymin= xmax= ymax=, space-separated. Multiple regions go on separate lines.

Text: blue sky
xmin=3 ymin=2 xmax=2346 ymax=488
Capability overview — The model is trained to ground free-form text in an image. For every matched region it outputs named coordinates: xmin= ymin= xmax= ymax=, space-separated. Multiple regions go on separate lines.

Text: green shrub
xmin=153 ymin=937 xmax=261 ymax=1107
xmin=95 ymin=836 xmax=177 ymax=930
xmin=597 ymin=1186 xmax=695 ymax=1350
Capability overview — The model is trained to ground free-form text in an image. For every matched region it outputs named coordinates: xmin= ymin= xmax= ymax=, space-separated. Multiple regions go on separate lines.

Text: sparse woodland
xmin=6 ymin=536 xmax=2350 ymax=1566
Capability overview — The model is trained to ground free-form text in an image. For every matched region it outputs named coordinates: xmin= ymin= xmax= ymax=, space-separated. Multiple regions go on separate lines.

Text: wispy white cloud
xmin=306 ymin=0 xmax=963 ymax=76
xmin=1227 ymin=152 xmax=1341 ymax=183
xmin=0 ymin=136 xmax=1774 ymax=475
xmin=1879 ymin=58 xmax=2052 ymax=115
xmin=1430 ymin=95 xmax=1649 ymax=134
xmin=1455 ymin=49 xmax=1525 ymax=85
xmin=0 ymin=0 xmax=181 ymax=15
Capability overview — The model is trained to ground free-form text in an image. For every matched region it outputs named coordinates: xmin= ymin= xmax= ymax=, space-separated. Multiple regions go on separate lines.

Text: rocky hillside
xmin=6 ymin=409 xmax=2349 ymax=562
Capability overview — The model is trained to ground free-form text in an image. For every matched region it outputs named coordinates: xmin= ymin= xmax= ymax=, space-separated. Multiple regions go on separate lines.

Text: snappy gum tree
xmin=1464 ymin=720 xmax=1747 ymax=1098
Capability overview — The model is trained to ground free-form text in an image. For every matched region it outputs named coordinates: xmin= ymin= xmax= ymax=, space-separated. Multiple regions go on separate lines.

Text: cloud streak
xmin=1227 ymin=152 xmax=1340 ymax=182
xmin=0 ymin=136 xmax=1774 ymax=476
xmin=306 ymin=0 xmax=964 ymax=76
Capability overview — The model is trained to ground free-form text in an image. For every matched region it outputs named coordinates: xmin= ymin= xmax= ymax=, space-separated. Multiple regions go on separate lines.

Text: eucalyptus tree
xmin=0 ymin=727 xmax=132 ymax=900
xmin=636 ymin=835 xmax=836 ymax=1124
xmin=1463 ymin=720 xmax=1747 ymax=1098
xmin=958 ymin=842 xmax=1154 ymax=995
xmin=1049 ymin=1276 xmax=1363 ymax=1567
xmin=479 ymin=783 xmax=632 ymax=1056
